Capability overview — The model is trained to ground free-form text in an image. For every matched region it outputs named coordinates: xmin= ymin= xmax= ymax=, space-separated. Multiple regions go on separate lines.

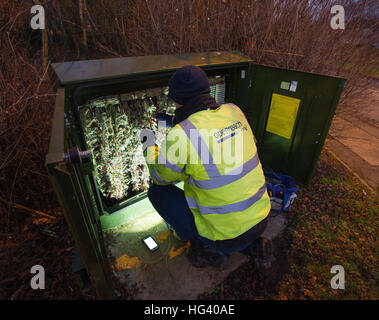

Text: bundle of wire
xmin=79 ymin=88 xmax=175 ymax=201
xmin=79 ymin=78 xmax=224 ymax=202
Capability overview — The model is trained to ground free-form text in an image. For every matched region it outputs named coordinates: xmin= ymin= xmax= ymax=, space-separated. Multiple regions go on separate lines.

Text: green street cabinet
xmin=46 ymin=51 xmax=345 ymax=298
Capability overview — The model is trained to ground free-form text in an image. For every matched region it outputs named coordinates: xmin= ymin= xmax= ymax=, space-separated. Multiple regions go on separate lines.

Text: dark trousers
xmin=148 ymin=183 xmax=268 ymax=254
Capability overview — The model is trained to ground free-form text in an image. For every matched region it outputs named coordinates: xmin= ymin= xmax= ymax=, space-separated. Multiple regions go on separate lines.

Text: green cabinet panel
xmin=243 ymin=64 xmax=345 ymax=185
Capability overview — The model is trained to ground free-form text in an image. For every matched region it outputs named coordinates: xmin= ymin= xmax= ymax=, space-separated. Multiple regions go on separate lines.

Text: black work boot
xmin=186 ymin=242 xmax=228 ymax=268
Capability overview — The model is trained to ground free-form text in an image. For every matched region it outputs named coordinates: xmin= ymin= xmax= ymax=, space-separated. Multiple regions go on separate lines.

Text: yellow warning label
xmin=266 ymin=93 xmax=301 ymax=139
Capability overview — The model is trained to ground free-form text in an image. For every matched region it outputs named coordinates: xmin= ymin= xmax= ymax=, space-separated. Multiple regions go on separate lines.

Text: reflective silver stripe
xmin=157 ymin=153 xmax=184 ymax=174
xmin=179 ymin=119 xmax=220 ymax=178
xmin=151 ymin=167 xmax=171 ymax=185
xmin=186 ymin=184 xmax=267 ymax=215
xmin=188 ymin=153 xmax=260 ymax=190
xmin=185 ymin=197 xmax=198 ymax=208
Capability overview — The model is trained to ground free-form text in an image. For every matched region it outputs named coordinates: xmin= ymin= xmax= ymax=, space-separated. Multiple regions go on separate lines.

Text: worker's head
xmin=168 ymin=65 xmax=210 ymax=106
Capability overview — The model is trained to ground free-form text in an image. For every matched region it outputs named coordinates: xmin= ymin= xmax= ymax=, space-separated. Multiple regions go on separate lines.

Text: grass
xmin=370 ymin=68 xmax=379 ymax=79
xmin=320 ymin=176 xmax=340 ymax=185
xmin=200 ymin=150 xmax=378 ymax=300
xmin=276 ymin=151 xmax=378 ymax=300
xmin=344 ymin=62 xmax=379 ymax=80
xmin=344 ymin=46 xmax=379 ymax=79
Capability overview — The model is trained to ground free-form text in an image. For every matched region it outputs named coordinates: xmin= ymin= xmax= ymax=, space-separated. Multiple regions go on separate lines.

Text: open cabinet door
xmin=45 ymin=88 xmax=114 ymax=299
xmin=244 ymin=64 xmax=346 ymax=186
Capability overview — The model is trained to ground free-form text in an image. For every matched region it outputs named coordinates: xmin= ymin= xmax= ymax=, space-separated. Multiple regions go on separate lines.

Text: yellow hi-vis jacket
xmin=144 ymin=103 xmax=271 ymax=241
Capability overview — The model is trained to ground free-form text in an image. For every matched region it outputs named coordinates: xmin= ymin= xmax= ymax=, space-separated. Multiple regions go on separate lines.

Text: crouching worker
xmin=141 ymin=65 xmax=271 ymax=268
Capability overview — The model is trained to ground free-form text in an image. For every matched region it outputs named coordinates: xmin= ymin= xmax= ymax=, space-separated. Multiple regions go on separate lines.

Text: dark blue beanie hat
xmin=168 ymin=65 xmax=210 ymax=105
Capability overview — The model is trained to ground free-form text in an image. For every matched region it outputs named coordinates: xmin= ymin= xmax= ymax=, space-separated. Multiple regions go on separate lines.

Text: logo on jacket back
xmin=213 ymin=121 xmax=248 ymax=144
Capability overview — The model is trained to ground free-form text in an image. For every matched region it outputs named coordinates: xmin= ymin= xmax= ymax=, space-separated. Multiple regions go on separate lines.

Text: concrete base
xmin=248 ymin=213 xmax=290 ymax=289
xmin=247 ymin=213 xmax=288 ymax=267
xmin=120 ymin=246 xmax=247 ymax=300
xmin=104 ymin=209 xmax=289 ymax=299
xmin=104 ymin=212 xmax=248 ymax=300
xmin=261 ymin=213 xmax=288 ymax=241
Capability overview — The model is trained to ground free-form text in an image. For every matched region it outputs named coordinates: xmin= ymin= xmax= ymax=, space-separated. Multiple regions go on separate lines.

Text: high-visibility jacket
xmin=144 ymin=103 xmax=270 ymax=241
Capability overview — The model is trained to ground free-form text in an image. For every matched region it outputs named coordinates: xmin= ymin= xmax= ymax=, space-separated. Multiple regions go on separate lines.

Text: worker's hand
xmin=155 ymin=112 xmax=174 ymax=128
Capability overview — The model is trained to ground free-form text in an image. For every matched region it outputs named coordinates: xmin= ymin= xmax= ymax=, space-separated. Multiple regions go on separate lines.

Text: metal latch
xmin=63 ymin=147 xmax=92 ymax=164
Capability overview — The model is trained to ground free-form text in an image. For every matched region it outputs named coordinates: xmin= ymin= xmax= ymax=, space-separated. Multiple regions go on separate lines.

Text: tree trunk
xmin=79 ymin=0 xmax=88 ymax=58
xmin=42 ymin=21 xmax=48 ymax=72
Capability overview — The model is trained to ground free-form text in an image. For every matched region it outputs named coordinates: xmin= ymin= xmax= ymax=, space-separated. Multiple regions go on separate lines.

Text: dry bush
xmin=49 ymin=0 xmax=377 ymax=103
xmin=0 ymin=0 xmax=377 ymax=232
xmin=0 ymin=2 xmax=57 ymax=233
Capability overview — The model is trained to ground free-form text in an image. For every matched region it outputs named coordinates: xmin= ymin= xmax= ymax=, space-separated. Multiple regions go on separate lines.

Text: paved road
xmin=325 ymin=78 xmax=379 ymax=193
